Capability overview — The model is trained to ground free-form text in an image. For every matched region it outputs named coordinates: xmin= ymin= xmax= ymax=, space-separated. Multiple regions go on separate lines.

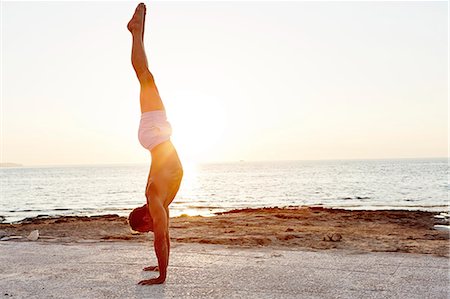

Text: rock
xmin=324 ymin=233 xmax=342 ymax=242
xmin=27 ymin=230 xmax=39 ymax=241
xmin=331 ymin=233 xmax=342 ymax=242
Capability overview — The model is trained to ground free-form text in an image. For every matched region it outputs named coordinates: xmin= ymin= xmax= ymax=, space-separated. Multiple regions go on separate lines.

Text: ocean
xmin=0 ymin=158 xmax=448 ymax=223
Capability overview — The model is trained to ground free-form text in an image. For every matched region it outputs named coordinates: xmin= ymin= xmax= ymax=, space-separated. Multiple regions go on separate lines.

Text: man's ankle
xmin=132 ymin=30 xmax=143 ymax=38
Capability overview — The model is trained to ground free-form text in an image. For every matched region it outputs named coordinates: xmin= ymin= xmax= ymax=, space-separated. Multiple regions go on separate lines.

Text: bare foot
xmin=127 ymin=3 xmax=146 ymax=39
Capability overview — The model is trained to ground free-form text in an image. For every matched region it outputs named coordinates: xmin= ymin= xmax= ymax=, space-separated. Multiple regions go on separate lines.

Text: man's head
xmin=128 ymin=204 xmax=153 ymax=232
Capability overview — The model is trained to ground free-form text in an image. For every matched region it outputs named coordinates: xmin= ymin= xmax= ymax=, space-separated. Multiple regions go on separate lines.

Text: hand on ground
xmin=138 ymin=277 xmax=165 ymax=285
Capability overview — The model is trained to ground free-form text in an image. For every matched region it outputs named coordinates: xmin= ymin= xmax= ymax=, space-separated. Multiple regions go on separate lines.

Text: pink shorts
xmin=138 ymin=110 xmax=172 ymax=150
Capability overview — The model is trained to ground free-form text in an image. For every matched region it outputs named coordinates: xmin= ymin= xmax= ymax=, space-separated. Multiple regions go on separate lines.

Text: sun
xmin=168 ymin=95 xmax=227 ymax=164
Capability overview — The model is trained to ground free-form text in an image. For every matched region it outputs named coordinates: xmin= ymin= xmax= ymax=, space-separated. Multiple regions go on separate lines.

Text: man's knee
xmin=138 ymin=70 xmax=155 ymax=86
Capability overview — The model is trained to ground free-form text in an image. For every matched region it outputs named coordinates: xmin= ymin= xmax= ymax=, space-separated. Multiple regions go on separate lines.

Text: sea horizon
xmin=1 ymin=156 xmax=448 ymax=168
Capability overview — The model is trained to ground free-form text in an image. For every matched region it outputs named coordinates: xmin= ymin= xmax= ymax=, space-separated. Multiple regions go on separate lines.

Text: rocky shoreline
xmin=1 ymin=206 xmax=448 ymax=256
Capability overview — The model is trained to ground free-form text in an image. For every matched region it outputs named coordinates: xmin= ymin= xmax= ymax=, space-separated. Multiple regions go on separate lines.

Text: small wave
xmin=340 ymin=196 xmax=370 ymax=200
xmin=106 ymin=191 xmax=138 ymax=194
xmin=8 ymin=209 xmax=43 ymax=213
xmin=434 ymin=225 xmax=450 ymax=231
xmin=99 ymin=207 xmax=132 ymax=211
xmin=184 ymin=205 xmax=225 ymax=210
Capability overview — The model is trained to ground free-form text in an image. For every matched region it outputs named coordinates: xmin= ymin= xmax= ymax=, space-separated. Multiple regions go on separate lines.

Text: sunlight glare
xmin=169 ymin=96 xmax=227 ymax=163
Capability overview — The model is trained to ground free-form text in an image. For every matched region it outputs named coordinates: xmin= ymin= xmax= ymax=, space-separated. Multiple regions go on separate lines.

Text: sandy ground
xmin=1 ymin=242 xmax=448 ymax=299
xmin=1 ymin=207 xmax=448 ymax=256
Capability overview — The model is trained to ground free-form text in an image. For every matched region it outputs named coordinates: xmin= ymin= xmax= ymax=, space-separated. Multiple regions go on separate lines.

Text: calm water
xmin=0 ymin=159 xmax=448 ymax=223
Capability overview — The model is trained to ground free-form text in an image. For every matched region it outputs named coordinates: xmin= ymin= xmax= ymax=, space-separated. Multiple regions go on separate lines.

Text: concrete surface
xmin=0 ymin=242 xmax=448 ymax=298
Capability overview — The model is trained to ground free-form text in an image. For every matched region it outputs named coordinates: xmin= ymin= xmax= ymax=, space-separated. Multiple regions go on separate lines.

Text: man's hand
xmin=138 ymin=276 xmax=165 ymax=285
xmin=143 ymin=265 xmax=159 ymax=272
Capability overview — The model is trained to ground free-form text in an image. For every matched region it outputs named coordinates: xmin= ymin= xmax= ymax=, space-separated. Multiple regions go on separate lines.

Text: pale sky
xmin=1 ymin=1 xmax=448 ymax=165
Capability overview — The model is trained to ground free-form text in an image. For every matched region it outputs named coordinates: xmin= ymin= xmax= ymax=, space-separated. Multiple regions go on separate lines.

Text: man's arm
xmin=138 ymin=184 xmax=169 ymax=285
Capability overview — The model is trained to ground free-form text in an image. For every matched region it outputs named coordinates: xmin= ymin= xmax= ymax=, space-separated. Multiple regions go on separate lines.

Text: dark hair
xmin=128 ymin=204 xmax=152 ymax=232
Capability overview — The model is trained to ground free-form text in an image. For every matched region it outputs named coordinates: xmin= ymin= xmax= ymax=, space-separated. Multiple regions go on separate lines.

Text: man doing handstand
xmin=127 ymin=2 xmax=183 ymax=285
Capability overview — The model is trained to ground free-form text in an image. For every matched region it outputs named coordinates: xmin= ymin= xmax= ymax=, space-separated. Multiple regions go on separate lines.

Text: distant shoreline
xmin=0 ymin=163 xmax=23 ymax=168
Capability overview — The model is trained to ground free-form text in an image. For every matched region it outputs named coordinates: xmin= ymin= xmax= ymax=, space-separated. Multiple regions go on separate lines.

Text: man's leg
xmin=128 ymin=3 xmax=165 ymax=113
